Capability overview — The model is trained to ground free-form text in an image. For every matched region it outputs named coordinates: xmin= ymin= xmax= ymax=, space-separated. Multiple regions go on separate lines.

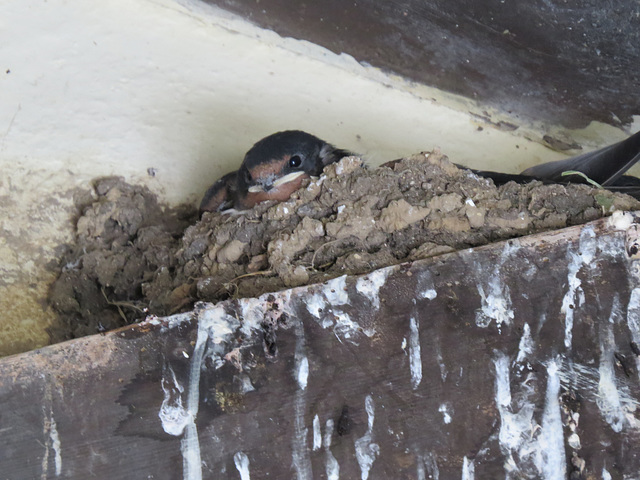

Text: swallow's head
xmin=236 ymin=130 xmax=351 ymax=208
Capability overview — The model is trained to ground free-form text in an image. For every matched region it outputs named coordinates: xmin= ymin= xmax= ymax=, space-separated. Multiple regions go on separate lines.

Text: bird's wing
xmin=520 ymin=130 xmax=640 ymax=186
xmin=199 ymin=171 xmax=238 ymax=213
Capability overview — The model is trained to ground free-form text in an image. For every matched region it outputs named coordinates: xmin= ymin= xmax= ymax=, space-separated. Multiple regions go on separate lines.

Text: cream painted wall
xmin=0 ymin=0 xmax=637 ymax=355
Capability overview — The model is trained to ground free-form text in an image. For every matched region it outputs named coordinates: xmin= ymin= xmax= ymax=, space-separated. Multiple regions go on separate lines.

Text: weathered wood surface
xmin=2 ymin=212 xmax=640 ymax=479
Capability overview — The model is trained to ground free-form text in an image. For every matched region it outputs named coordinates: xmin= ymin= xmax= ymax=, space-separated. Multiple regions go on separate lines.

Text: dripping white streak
xmin=561 ymin=226 xmax=596 ymax=349
xmin=516 ymin=323 xmax=533 ymax=363
xmin=493 ymin=353 xmax=537 ymax=477
xmin=435 ymin=343 xmax=448 ymax=382
xmin=234 ymin=452 xmax=250 ymax=480
xmin=461 ymin=456 xmax=475 ymax=480
xmin=494 ymin=354 xmax=525 ymax=451
xmin=181 ymin=307 xmax=238 ymax=480
xmin=49 ymin=413 xmax=62 ymax=477
xmin=560 ymin=253 xmax=583 ymax=350
xmin=297 ymin=356 xmax=309 ymax=391
xmin=42 ymin=404 xmax=62 ymax=478
xmin=324 ymin=419 xmax=340 ymax=480
xmin=182 ymin=320 xmax=208 ymax=480
xmin=313 ymin=415 xmax=321 ymax=451
xmin=555 ymin=362 xmax=640 ymax=409
xmin=475 ymin=242 xmax=518 ymax=330
xmin=417 ymin=457 xmax=425 ymax=480
xmin=354 ymin=395 xmax=380 ymax=480
xmin=539 ymin=360 xmax=566 ymax=480
xmin=597 ymin=301 xmax=626 ymax=432
xmin=409 ymin=317 xmax=422 ymax=389
xmin=292 ymin=323 xmax=313 ymax=480
xmin=424 ymin=452 xmax=439 ymax=480
xmin=159 ymin=365 xmax=190 ymax=436
xmin=602 ymin=467 xmax=612 ymax=480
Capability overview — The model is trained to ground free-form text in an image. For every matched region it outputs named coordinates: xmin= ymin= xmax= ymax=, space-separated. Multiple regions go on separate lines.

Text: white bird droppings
xmin=409 ymin=317 xmax=422 ymax=389
xmin=597 ymin=305 xmax=626 ymax=432
xmin=159 ymin=365 xmax=191 ymax=436
xmin=234 ymin=452 xmax=250 ymax=480
xmin=516 ymin=323 xmax=534 ymax=363
xmin=313 ymin=415 xmax=321 ymax=451
xmin=438 ymin=403 xmax=453 ymax=424
xmin=297 ymin=356 xmax=309 ymax=391
xmin=539 ymin=360 xmax=566 ymax=480
xmin=475 ymin=242 xmax=518 ymax=330
xmin=324 ymin=419 xmax=340 ymax=480
xmin=461 ymin=456 xmax=475 ymax=480
xmin=355 ymin=395 xmax=380 ymax=480
xmin=561 ymin=226 xmax=596 ymax=349
xmin=356 ymin=269 xmax=391 ymax=310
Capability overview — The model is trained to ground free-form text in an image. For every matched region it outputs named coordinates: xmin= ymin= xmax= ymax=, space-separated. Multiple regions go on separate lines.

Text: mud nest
xmin=48 ymin=151 xmax=640 ymax=342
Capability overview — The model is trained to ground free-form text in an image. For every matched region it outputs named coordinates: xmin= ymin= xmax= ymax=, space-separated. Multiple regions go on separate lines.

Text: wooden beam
xmin=2 ymin=212 xmax=640 ymax=479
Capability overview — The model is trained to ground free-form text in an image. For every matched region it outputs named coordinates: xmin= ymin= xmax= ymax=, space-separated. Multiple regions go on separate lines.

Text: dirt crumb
xmin=48 ymin=152 xmax=640 ymax=341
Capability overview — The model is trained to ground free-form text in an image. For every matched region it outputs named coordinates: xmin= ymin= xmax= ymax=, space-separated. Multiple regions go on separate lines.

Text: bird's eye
xmin=289 ymin=155 xmax=302 ymax=168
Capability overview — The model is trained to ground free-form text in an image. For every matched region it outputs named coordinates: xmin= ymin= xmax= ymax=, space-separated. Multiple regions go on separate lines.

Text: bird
xmin=199 ymin=130 xmax=352 ymax=213
xmin=200 ymin=129 xmax=640 ymax=213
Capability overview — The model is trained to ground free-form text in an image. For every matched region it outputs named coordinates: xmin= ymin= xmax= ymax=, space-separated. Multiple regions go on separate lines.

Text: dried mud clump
xmin=48 ymin=152 xmax=640 ymax=341
xmin=48 ymin=177 xmax=196 ymax=342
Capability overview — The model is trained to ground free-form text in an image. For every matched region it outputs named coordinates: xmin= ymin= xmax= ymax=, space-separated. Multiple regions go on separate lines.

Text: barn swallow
xmin=201 ymin=129 xmax=640 ymax=213
xmin=199 ymin=130 xmax=352 ymax=213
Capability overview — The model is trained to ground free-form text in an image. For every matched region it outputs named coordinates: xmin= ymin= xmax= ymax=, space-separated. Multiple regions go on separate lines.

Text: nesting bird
xmin=200 ymin=129 xmax=640 ymax=213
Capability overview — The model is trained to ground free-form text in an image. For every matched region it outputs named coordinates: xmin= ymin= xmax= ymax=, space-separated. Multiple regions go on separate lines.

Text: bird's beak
xmin=247 ymin=171 xmax=306 ymax=193
xmin=272 ymin=171 xmax=306 ymax=187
